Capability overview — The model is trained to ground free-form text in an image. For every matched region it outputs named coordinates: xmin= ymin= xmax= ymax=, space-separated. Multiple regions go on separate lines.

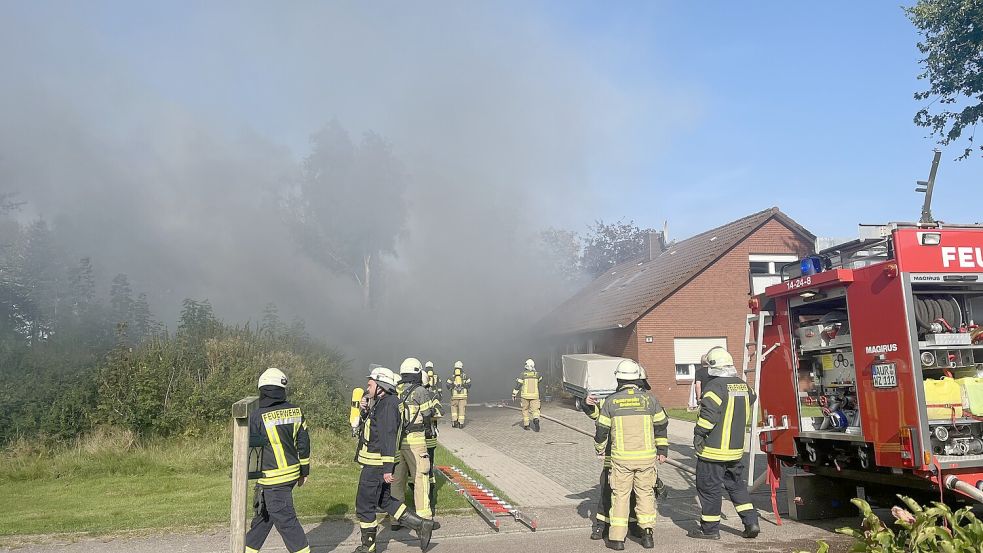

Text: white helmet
xmin=425 ymin=361 xmax=434 ymax=369
xmin=614 ymin=359 xmax=643 ymax=381
xmin=400 ymin=357 xmax=423 ymax=375
xmin=368 ymin=367 xmax=399 ymax=393
xmin=524 ymin=358 xmax=535 ymax=370
xmin=258 ymin=367 xmax=288 ymax=388
xmin=454 ymin=361 xmax=464 ymax=369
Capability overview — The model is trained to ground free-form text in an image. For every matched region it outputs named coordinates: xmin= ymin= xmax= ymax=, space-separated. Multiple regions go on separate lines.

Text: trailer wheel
xmin=574 ymin=397 xmax=583 ymax=412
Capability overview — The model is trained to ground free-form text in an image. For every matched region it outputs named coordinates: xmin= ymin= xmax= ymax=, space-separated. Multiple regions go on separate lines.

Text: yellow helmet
xmin=258 ymin=367 xmax=288 ymax=388
xmin=400 ymin=357 xmax=423 ymax=375
xmin=614 ymin=359 xmax=643 ymax=381
xmin=706 ymin=348 xmax=734 ymax=368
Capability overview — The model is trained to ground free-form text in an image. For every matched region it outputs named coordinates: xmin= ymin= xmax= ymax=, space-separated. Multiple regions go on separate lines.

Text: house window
xmin=675 ymin=364 xmax=697 ymax=380
xmin=748 ymin=254 xmax=799 ymax=295
xmin=673 ymin=337 xmax=728 ymax=382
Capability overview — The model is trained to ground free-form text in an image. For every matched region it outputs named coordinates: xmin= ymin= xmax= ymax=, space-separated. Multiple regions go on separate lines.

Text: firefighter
xmin=594 ymin=360 xmax=668 ymax=550
xmin=444 ymin=361 xmax=471 ymax=428
xmin=354 ymin=367 xmax=435 ymax=552
xmin=392 ymin=358 xmax=438 ymax=528
xmin=511 ymin=358 xmax=543 ymax=431
xmin=423 ymin=361 xmax=442 ymax=515
xmin=582 ymin=364 xmax=666 ymax=541
xmin=688 ymin=348 xmax=759 ymax=541
xmin=245 ymin=368 xmax=311 ymax=553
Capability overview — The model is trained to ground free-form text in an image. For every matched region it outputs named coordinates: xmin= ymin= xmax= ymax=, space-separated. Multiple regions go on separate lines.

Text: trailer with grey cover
xmin=561 ymin=354 xmax=622 ymax=411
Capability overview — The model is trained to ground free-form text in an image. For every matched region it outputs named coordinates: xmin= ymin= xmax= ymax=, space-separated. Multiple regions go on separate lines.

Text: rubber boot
xmin=606 ymin=540 xmax=625 ymax=551
xmin=459 ymin=422 xmax=464 ymax=429
xmin=452 ymin=421 xmax=458 ymax=428
xmin=523 ymin=424 xmax=530 ymax=431
xmin=743 ymin=523 xmax=760 ymax=539
xmin=641 ymin=528 xmax=654 ymax=549
xmin=398 ymin=510 xmax=435 ymax=551
xmin=590 ymin=521 xmax=606 ymax=540
xmin=353 ymin=527 xmax=377 ymax=553
xmin=532 ymin=418 xmax=541 ymax=432
xmin=687 ymin=529 xmax=720 ymax=540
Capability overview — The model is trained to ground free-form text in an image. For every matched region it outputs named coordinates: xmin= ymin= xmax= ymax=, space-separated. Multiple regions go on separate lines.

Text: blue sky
xmin=4 ymin=1 xmax=979 ymax=241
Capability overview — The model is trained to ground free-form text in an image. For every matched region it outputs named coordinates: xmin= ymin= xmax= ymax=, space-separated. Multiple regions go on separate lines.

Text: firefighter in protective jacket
xmin=444 ymin=361 xmax=471 ymax=428
xmin=594 ymin=360 xmax=668 ymax=550
xmin=423 ymin=361 xmax=441 ymax=514
xmin=582 ymin=364 xmax=666 ymax=541
xmin=511 ymin=358 xmax=543 ymax=431
xmin=354 ymin=367 xmax=435 ymax=552
xmin=245 ymin=368 xmax=311 ymax=553
xmin=392 ymin=358 xmax=439 ymax=527
xmin=688 ymin=348 xmax=759 ymax=541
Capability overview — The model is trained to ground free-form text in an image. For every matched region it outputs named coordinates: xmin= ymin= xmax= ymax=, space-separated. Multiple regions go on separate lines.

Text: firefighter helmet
xmin=454 ymin=361 xmax=463 ymax=369
xmin=425 ymin=361 xmax=434 ymax=369
xmin=258 ymin=367 xmax=288 ymax=388
xmin=368 ymin=367 xmax=399 ymax=393
xmin=614 ymin=359 xmax=643 ymax=381
xmin=400 ymin=357 xmax=423 ymax=375
xmin=706 ymin=348 xmax=734 ymax=368
xmin=524 ymin=358 xmax=535 ymax=370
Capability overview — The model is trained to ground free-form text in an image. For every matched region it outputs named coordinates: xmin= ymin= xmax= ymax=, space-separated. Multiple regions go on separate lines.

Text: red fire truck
xmin=752 ymin=215 xmax=983 ymax=506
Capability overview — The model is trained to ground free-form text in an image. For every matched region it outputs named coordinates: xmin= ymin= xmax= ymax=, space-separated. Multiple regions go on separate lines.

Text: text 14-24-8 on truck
xmin=752 ymin=223 xmax=983 ymax=504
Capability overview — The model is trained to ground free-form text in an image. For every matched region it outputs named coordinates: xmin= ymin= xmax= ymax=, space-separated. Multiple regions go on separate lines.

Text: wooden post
xmin=231 ymin=396 xmax=258 ymax=553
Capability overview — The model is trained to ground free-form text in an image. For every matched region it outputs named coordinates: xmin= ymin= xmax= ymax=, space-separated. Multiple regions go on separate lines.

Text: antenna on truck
xmin=916 ymin=149 xmax=942 ymax=225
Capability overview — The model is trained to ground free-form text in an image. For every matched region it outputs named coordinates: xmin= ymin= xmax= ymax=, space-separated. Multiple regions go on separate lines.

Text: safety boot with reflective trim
xmin=641 ymin=528 xmax=654 ymax=549
xmin=397 ymin=510 xmax=435 ymax=551
xmin=353 ymin=527 xmax=377 ymax=553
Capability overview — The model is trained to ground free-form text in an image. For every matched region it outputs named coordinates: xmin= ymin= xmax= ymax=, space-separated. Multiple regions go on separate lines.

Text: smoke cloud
xmin=0 ymin=2 xmax=674 ymax=397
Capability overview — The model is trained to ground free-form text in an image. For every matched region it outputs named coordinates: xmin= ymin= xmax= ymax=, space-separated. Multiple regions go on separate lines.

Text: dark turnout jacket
xmin=355 ymin=391 xmax=403 ymax=473
xmin=249 ymin=391 xmax=311 ymax=487
xmin=694 ymin=375 xmax=755 ymax=462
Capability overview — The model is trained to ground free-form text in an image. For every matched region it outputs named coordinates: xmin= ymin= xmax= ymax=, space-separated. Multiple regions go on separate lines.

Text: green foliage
xmin=906 ymin=0 xmax=983 ymax=159
xmin=798 ymin=496 xmax=983 ymax=553
xmin=93 ymin=314 xmax=349 ymax=436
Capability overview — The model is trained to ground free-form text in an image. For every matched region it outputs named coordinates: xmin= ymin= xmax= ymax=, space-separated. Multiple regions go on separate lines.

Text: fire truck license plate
xmin=872 ymin=363 xmax=897 ymax=388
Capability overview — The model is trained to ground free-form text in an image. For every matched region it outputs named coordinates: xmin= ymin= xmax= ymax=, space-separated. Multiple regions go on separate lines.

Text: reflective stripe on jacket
xmin=249 ymin=402 xmax=311 ymax=486
xmin=594 ymin=385 xmax=669 ymax=463
xmin=512 ymin=370 xmax=542 ymax=400
xmin=445 ymin=373 xmax=471 ymax=399
xmin=355 ymin=393 xmax=402 ymax=472
xmin=694 ymin=376 xmax=755 ymax=462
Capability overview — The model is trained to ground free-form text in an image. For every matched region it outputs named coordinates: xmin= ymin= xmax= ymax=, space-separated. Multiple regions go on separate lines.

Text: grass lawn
xmin=0 ymin=427 xmax=494 ymax=539
xmin=666 ymin=408 xmax=697 ymax=422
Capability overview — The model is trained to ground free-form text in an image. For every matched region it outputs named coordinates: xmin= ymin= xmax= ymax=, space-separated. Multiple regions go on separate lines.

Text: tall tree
xmin=906 ymin=0 xmax=983 ymax=159
xmin=537 ymin=228 xmax=585 ymax=287
xmin=21 ymin=220 xmax=62 ymax=343
xmin=109 ymin=273 xmax=133 ymax=335
xmin=580 ymin=219 xmax=653 ymax=278
xmin=288 ymin=121 xmax=407 ymax=308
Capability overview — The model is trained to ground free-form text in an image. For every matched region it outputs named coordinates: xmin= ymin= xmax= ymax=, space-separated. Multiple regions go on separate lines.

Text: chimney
xmin=646 ymin=230 xmax=664 ymax=262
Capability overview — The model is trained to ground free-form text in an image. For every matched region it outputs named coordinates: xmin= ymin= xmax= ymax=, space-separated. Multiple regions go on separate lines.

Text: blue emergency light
xmin=800 ymin=256 xmax=823 ymax=276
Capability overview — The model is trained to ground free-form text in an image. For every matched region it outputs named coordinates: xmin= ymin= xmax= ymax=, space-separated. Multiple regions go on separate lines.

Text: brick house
xmin=541 ymin=207 xmax=815 ymax=408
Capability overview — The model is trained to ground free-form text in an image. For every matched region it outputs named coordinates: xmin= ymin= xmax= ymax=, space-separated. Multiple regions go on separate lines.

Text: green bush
xmin=799 ymin=496 xmax=983 ymax=553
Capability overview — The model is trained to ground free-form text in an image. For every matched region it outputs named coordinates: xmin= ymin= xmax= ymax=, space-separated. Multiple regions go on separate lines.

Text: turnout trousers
xmin=450 ymin=398 xmax=467 ymax=424
xmin=596 ymin=464 xmax=637 ymax=525
xmin=695 ymin=458 xmax=758 ymax=534
xmin=356 ymin=466 xmax=408 ymax=530
xmin=245 ymin=483 xmax=310 ymax=553
xmin=608 ymin=460 xmax=657 ymax=542
xmin=519 ymin=398 xmax=541 ymax=426
xmin=392 ymin=436 xmax=432 ymax=518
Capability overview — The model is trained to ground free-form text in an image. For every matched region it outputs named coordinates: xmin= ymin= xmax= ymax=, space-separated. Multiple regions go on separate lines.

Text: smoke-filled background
xmin=0 ymin=2 xmax=681 ymax=397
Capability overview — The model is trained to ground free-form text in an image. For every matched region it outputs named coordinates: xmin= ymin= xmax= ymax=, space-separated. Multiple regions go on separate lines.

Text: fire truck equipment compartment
xmin=924 ymin=377 xmax=963 ymax=420
xmin=958 ymin=377 xmax=983 ymax=416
